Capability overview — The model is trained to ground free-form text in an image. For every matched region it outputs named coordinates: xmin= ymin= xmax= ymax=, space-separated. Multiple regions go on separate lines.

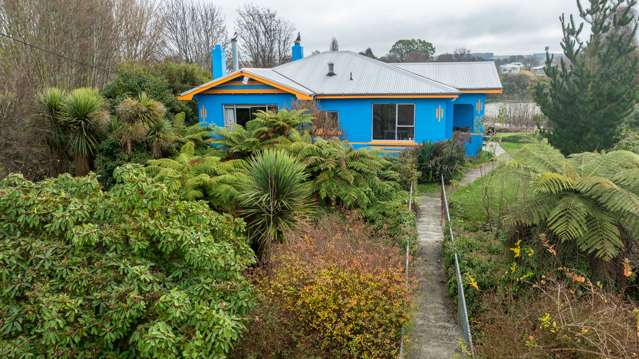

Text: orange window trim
xmin=349 ymin=140 xmax=420 ymax=147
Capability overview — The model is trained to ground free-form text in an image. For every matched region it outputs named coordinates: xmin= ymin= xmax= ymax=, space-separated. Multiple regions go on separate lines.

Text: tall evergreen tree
xmin=535 ymin=0 xmax=638 ymax=154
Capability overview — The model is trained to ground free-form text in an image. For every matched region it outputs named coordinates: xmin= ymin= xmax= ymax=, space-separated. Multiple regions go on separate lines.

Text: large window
xmin=372 ymin=104 xmax=415 ymax=140
xmin=223 ymin=105 xmax=277 ymax=127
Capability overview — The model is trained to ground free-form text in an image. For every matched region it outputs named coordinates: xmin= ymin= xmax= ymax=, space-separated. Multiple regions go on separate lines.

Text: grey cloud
xmin=216 ymin=0 xmax=580 ymax=56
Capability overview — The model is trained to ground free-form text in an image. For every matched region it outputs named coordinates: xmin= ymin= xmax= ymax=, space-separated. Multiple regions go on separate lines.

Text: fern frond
xmin=576 ymin=176 xmax=639 ymax=216
xmin=512 ymin=144 xmax=569 ymax=174
xmin=546 ymin=194 xmax=589 ymax=242
xmin=506 ymin=193 xmax=556 ymax=228
xmin=534 ymin=172 xmax=576 ymax=194
xmin=577 ymin=208 xmax=623 ymax=261
xmin=610 ymin=168 xmax=639 ymax=193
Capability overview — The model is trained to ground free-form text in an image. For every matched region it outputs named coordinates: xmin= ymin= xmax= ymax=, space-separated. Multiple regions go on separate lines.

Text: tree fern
xmin=287 ymin=139 xmax=399 ymax=209
xmin=510 ymin=144 xmax=639 ymax=263
xmin=214 ymin=110 xmax=312 ymax=159
xmin=146 ymin=142 xmax=244 ymax=212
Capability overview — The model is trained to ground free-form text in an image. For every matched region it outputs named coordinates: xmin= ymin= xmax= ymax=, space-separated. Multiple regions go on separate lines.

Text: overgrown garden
xmin=1 ymin=83 xmax=417 ymax=356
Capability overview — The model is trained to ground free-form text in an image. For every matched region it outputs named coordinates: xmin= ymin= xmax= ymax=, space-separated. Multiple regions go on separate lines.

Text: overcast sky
xmin=214 ymin=0 xmax=581 ymax=56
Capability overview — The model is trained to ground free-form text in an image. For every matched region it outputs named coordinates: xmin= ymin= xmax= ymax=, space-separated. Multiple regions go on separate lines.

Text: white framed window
xmin=372 ymin=104 xmax=415 ymax=140
xmin=223 ymin=105 xmax=278 ymax=127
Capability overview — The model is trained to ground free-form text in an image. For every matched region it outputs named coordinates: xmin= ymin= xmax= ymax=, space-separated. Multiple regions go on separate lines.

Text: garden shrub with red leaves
xmin=233 ymin=212 xmax=415 ymax=359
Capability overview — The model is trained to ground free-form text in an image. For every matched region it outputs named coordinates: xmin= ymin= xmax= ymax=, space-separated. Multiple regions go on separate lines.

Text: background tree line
xmin=0 ymin=0 xmax=296 ymax=179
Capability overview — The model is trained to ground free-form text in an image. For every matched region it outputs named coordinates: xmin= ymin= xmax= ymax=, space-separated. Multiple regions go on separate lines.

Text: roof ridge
xmin=345 ymin=51 xmax=460 ymax=93
xmin=393 ymin=61 xmax=497 ymax=65
xmin=266 ymin=68 xmax=317 ymax=94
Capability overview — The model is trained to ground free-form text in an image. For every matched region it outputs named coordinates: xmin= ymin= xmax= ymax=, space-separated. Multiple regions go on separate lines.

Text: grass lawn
xmin=491 ymin=132 xmax=541 ymax=155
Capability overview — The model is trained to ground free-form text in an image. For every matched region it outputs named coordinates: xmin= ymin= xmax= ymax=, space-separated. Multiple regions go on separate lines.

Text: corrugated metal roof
xmin=272 ymin=51 xmax=460 ymax=96
xmin=243 ymin=68 xmax=314 ymax=95
xmin=178 ymin=52 xmax=501 ymax=100
xmin=392 ymin=61 xmax=502 ymax=90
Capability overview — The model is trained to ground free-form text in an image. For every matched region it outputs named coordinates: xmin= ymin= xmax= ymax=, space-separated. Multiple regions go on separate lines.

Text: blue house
xmin=178 ymin=38 xmax=502 ymax=156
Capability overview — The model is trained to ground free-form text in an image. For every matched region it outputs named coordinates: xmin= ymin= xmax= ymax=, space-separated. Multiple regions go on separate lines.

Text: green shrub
xmin=416 ymin=139 xmax=465 ymax=183
xmin=363 ymin=197 xmax=416 ymax=249
xmin=614 ymin=128 xmax=639 ymax=153
xmin=0 ymin=165 xmax=255 ymax=358
xmin=95 ymin=137 xmax=152 ymax=189
xmin=102 ymin=63 xmax=206 ymax=124
xmin=508 ymin=144 xmax=639 ymax=283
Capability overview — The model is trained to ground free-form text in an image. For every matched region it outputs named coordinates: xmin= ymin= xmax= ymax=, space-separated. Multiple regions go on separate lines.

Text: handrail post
xmin=399 ymin=181 xmax=415 ymax=358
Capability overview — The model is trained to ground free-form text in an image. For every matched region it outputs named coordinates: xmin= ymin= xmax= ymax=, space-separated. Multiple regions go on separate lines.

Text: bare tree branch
xmin=162 ymin=0 xmax=227 ymax=69
xmin=235 ymin=4 xmax=294 ymax=67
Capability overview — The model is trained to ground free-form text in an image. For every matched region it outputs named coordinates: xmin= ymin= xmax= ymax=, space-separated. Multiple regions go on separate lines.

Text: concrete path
xmin=406 ymin=142 xmax=506 ymax=358
xmin=407 ymin=193 xmax=461 ymax=359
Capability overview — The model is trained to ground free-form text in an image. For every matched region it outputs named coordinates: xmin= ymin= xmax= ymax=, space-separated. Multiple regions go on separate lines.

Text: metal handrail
xmin=441 ymin=175 xmax=475 ymax=358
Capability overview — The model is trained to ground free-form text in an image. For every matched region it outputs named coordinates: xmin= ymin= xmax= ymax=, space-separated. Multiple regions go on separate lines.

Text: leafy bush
xmin=416 ymin=139 xmax=466 ymax=184
xmin=234 ymin=213 xmax=413 ymax=358
xmin=95 ymin=137 xmax=153 ymax=189
xmin=102 ymin=63 xmax=207 ymax=124
xmin=0 ymin=166 xmax=255 ymax=358
xmin=614 ymin=128 xmax=639 ymax=153
xmin=363 ymin=197 xmax=416 ymax=249
xmin=96 ymin=111 xmax=214 ymax=189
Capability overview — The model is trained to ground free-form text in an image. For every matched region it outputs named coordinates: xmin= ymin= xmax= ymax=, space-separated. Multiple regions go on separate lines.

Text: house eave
xmin=314 ymin=93 xmax=460 ymax=99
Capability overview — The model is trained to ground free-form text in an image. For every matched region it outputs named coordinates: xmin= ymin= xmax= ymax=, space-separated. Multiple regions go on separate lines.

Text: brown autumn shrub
xmin=233 ymin=212 xmax=415 ymax=358
xmin=474 ymin=277 xmax=639 ymax=359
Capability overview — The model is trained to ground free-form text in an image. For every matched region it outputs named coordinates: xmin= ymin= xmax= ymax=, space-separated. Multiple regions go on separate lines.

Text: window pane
xmin=235 ymin=108 xmax=251 ymax=126
xmin=397 ymin=127 xmax=414 ymax=140
xmin=398 ymin=104 xmax=414 ymax=126
xmin=373 ymin=104 xmax=396 ymax=140
xmin=224 ymin=107 xmax=236 ymax=127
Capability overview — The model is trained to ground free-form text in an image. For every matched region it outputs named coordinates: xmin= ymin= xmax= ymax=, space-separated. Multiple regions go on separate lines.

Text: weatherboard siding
xmin=455 ymin=93 xmax=486 ymax=156
xmin=192 ymin=92 xmax=486 ymax=156
xmin=194 ymin=92 xmax=296 ymax=128
xmin=316 ymin=98 xmax=453 ymax=147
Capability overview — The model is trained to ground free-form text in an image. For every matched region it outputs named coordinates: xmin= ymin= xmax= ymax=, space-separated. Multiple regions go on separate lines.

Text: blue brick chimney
xmin=292 ymin=32 xmax=303 ymax=61
xmin=212 ymin=43 xmax=226 ymax=79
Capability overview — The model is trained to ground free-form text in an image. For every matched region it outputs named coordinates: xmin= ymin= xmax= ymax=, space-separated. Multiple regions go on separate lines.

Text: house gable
xmin=177 ymin=70 xmax=312 ymax=101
